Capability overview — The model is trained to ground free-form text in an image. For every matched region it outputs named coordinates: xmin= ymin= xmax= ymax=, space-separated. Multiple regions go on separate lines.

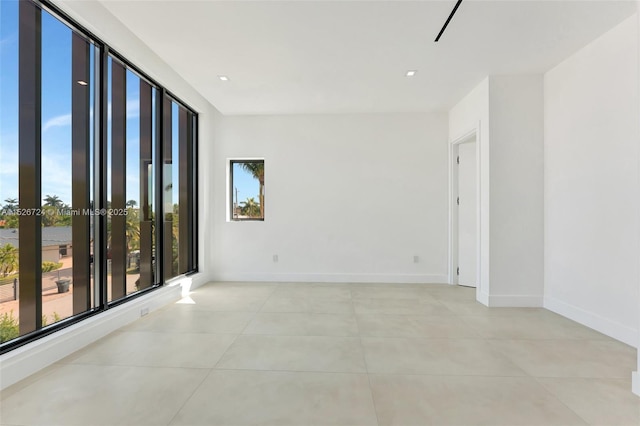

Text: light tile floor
xmin=1 ymin=282 xmax=640 ymax=426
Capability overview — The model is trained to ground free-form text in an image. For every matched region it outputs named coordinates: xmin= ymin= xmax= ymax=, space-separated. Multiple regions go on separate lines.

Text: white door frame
xmin=448 ymin=128 xmax=481 ymax=287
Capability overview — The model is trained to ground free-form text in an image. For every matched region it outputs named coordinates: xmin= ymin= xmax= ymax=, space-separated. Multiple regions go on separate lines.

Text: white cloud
xmin=41 ymin=99 xmax=138 ymax=132
xmin=106 ymin=99 xmax=140 ymax=122
xmin=126 ymin=99 xmax=139 ymax=118
xmin=44 ymin=107 xmax=144 ymax=134
xmin=42 ymin=113 xmax=71 ymax=133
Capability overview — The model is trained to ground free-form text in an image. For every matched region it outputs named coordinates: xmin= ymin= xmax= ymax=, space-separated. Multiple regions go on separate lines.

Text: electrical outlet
xmin=273 ymin=254 xmax=279 ymax=263
xmin=413 ymin=255 xmax=419 ymax=263
xmin=140 ymin=307 xmax=149 ymax=317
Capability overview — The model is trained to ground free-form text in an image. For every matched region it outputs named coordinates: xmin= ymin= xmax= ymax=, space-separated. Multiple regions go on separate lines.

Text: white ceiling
xmin=97 ymin=0 xmax=636 ymax=115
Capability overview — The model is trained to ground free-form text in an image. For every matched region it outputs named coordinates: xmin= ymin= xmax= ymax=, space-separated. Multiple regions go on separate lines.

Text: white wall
xmin=489 ymin=75 xmax=544 ymax=306
xmin=448 ymin=79 xmax=491 ymax=302
xmin=54 ymin=0 xmax=219 ymax=289
xmin=634 ymin=1 xmax=640 ymax=397
xmin=544 ymin=15 xmax=639 ymax=347
xmin=448 ymin=76 xmax=544 ymax=307
xmin=210 ymin=113 xmax=449 ymax=283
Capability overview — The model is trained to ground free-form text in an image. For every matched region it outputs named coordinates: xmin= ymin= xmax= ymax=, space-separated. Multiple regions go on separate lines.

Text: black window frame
xmin=0 ymin=0 xmax=199 ymax=354
xmin=229 ymin=159 xmax=265 ymax=222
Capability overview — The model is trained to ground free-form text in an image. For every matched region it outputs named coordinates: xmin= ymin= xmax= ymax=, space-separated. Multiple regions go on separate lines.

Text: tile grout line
xmin=210 ymin=284 xmax=278 ymax=371
xmin=166 ymin=284 xmax=279 ymax=425
xmin=164 ymin=367 xmax=215 ymax=426
xmin=4 ymin=282 xmax=638 ymax=425
xmin=530 ymin=376 xmax=594 ymax=426
xmin=351 ymin=287 xmax=382 ymax=426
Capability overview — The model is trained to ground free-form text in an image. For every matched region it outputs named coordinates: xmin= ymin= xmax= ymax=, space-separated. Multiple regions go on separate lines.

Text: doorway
xmin=456 ymin=141 xmax=477 ymax=287
xmin=451 ymin=134 xmax=478 ymax=288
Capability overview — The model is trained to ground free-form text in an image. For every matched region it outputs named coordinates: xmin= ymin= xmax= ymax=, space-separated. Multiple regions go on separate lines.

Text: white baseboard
xmin=190 ymin=273 xmax=210 ymax=289
xmin=476 ymin=290 xmax=490 ymax=306
xmin=633 ymin=372 xmax=640 ymax=397
xmin=488 ymin=294 xmax=543 ymax=307
xmin=0 ymin=281 xmax=186 ymax=391
xmin=209 ymin=272 xmax=448 ymax=284
xmin=544 ymin=296 xmax=638 ymax=348
xmin=174 ymin=272 xmax=210 ymax=294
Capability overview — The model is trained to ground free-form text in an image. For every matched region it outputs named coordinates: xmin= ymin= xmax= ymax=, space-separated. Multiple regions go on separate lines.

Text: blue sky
xmin=0 ymin=0 xmax=19 ymax=204
xmin=1 ymin=3 xmax=82 ymax=205
xmin=232 ymin=164 xmax=261 ymax=207
xmin=0 ymin=3 xmax=236 ymax=213
xmin=0 ymin=3 xmax=174 ymax=209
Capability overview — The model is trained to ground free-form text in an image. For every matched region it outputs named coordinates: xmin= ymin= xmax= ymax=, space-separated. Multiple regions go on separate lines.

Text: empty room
xmin=1 ymin=0 xmax=640 ymax=425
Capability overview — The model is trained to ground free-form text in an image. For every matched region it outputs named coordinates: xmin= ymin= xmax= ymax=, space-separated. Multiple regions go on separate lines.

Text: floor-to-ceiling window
xmin=106 ymin=58 xmax=160 ymax=302
xmin=0 ymin=0 xmax=21 ymax=341
xmin=0 ymin=0 xmax=198 ymax=349
xmin=40 ymin=6 xmax=98 ymax=324
xmin=163 ymin=98 xmax=197 ymax=280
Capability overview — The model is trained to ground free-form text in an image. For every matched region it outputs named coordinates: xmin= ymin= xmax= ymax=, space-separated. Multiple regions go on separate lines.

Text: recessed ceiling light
xmin=405 ymin=70 xmax=417 ymax=77
xmin=77 ymin=80 xmax=88 ymax=86
xmin=218 ymin=75 xmax=229 ymax=81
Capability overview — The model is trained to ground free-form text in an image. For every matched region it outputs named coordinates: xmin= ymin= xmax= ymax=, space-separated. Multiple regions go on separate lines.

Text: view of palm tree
xmin=240 ymin=197 xmax=260 ymax=217
xmin=0 ymin=194 xmax=148 ymax=272
xmin=0 ymin=3 xmax=198 ymax=345
xmin=1 ymin=198 xmax=19 ymax=228
xmin=3 ymin=198 xmax=17 ymax=211
xmin=239 ymin=162 xmax=264 ymax=218
xmin=43 ymin=194 xmax=63 ymax=208
xmin=232 ymin=161 xmax=264 ymax=220
xmin=0 ymin=244 xmax=18 ymax=277
xmin=125 ymin=208 xmax=141 ymax=252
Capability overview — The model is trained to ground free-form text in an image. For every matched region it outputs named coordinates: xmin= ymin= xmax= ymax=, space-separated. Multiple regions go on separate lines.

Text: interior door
xmin=457 ymin=142 xmax=477 ymax=287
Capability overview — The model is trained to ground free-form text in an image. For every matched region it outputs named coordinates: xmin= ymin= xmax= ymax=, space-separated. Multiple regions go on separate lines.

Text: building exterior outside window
xmin=0 ymin=0 xmax=198 ymax=349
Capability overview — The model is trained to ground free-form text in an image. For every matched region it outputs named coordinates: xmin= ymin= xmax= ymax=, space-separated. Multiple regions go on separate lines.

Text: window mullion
xmin=18 ymin=0 xmax=43 ymax=333
xmin=71 ymin=32 xmax=91 ymax=315
xmin=155 ymin=88 xmax=166 ymax=285
xmin=110 ymin=60 xmax=127 ymax=301
xmin=96 ymin=45 xmax=109 ymax=310
xmin=139 ymin=80 xmax=154 ymax=289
